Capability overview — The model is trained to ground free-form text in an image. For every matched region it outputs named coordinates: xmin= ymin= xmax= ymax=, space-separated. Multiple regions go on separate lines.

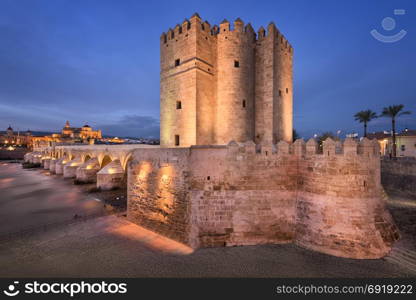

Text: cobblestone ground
xmin=0 ymin=162 xmax=414 ymax=277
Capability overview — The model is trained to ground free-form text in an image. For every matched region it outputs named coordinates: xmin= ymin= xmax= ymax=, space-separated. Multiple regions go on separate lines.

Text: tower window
xmin=175 ymin=135 xmax=180 ymax=146
xmin=234 ymin=60 xmax=240 ymax=68
xmin=242 ymin=100 xmax=246 ymax=108
xmin=179 ymin=27 xmax=182 ymax=34
xmin=286 ymin=88 xmax=289 ymax=93
xmin=175 ymin=59 xmax=180 ymax=67
xmin=279 ymin=90 xmax=282 ymax=96
xmin=176 ymin=101 xmax=182 ymax=109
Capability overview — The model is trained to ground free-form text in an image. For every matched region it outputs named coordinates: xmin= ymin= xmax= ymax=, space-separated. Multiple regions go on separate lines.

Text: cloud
xmin=98 ymin=115 xmax=160 ymax=138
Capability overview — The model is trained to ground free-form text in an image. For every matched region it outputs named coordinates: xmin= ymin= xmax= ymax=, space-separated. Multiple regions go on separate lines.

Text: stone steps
xmin=385 ymin=246 xmax=416 ymax=274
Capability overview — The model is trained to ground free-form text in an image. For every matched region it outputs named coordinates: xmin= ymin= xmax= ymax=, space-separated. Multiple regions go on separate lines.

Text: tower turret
xmin=255 ymin=22 xmax=293 ymax=144
xmin=160 ymin=13 xmax=216 ymax=147
xmin=215 ymin=17 xmax=255 ymax=144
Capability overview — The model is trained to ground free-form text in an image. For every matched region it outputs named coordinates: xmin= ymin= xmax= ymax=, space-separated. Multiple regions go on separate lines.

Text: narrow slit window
xmin=234 ymin=60 xmax=240 ymax=68
xmin=175 ymin=59 xmax=180 ymax=67
xmin=242 ymin=100 xmax=246 ymax=108
xmin=286 ymin=88 xmax=289 ymax=93
xmin=175 ymin=135 xmax=180 ymax=146
xmin=176 ymin=101 xmax=182 ymax=109
xmin=279 ymin=90 xmax=282 ymax=96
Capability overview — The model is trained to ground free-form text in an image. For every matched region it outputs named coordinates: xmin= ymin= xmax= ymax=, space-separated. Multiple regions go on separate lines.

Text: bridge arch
xmin=83 ymin=154 xmax=92 ymax=163
xmin=120 ymin=153 xmax=134 ymax=172
xmin=100 ymin=155 xmax=112 ymax=169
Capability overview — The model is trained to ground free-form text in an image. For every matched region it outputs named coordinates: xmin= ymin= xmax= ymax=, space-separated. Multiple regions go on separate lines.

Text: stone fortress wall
xmin=127 ymin=138 xmax=399 ymax=259
xmin=26 ymin=14 xmax=399 ymax=260
xmin=27 ymin=136 xmax=399 ymax=259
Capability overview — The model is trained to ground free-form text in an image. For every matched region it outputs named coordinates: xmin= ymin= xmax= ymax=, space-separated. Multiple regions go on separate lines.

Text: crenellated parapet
xmin=159 ymin=13 xmax=292 ymax=73
xmin=124 ymin=140 xmax=398 ymax=257
xmin=161 ymin=13 xmax=292 ymax=51
xmin=222 ymin=138 xmax=380 ymax=160
xmin=256 ymin=22 xmax=293 ymax=54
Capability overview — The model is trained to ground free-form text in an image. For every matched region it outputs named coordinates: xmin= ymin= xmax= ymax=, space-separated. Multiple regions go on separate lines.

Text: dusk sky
xmin=0 ymin=0 xmax=415 ymax=138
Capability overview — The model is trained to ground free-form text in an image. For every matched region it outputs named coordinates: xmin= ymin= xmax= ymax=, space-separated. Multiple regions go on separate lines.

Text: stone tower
xmin=160 ymin=13 xmax=293 ymax=147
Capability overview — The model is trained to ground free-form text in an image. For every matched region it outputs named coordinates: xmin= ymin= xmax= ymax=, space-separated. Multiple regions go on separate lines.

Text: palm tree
xmin=354 ymin=110 xmax=378 ymax=138
xmin=380 ymin=105 xmax=411 ymax=157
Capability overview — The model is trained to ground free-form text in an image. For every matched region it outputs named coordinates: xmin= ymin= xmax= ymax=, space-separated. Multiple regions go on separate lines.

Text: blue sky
xmin=0 ymin=0 xmax=415 ymax=138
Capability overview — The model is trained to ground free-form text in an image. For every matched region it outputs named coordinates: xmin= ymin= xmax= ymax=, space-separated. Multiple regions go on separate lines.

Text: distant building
xmin=0 ymin=125 xmax=33 ymax=148
xmin=368 ymin=129 xmax=416 ymax=157
xmin=61 ymin=121 xmax=102 ymax=140
xmin=32 ymin=121 xmax=102 ymax=149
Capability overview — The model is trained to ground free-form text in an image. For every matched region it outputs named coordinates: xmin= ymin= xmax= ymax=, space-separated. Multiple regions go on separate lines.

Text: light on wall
xmin=137 ymin=162 xmax=152 ymax=180
xmin=108 ymin=167 xmax=117 ymax=174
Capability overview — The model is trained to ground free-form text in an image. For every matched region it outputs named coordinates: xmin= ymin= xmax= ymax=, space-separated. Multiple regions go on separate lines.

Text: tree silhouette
xmin=354 ymin=110 xmax=377 ymax=138
xmin=380 ymin=105 xmax=411 ymax=157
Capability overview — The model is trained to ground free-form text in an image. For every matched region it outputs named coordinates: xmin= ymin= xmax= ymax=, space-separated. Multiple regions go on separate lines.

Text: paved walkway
xmin=0 ymin=162 xmax=414 ymax=277
xmin=0 ymin=214 xmax=412 ymax=278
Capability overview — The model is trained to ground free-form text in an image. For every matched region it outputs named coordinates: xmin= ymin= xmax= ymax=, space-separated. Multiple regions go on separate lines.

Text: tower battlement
xmin=223 ymin=137 xmax=381 ymax=158
xmin=161 ymin=14 xmax=293 ymax=53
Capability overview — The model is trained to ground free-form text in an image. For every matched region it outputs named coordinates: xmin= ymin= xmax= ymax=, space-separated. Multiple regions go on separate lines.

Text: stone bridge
xmin=25 ymin=145 xmax=158 ymax=190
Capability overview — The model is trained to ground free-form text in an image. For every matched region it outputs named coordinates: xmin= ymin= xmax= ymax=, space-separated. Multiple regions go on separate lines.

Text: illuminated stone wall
xmin=160 ymin=14 xmax=293 ymax=147
xmin=255 ymin=24 xmax=293 ymax=144
xmin=33 ymin=139 xmax=399 ymax=258
xmin=126 ymin=138 xmax=399 ymax=259
xmin=127 ymin=148 xmax=192 ymax=244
